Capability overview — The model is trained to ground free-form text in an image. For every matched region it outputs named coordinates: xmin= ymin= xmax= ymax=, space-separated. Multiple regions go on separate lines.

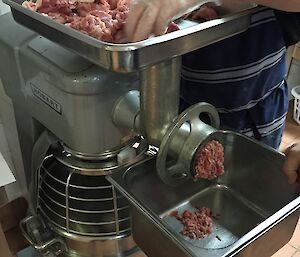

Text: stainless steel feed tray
xmin=108 ymin=131 xmax=300 ymax=257
xmin=4 ymin=0 xmax=257 ymax=72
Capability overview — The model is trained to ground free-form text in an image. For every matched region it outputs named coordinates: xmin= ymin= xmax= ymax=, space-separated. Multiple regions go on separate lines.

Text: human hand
xmin=125 ymin=0 xmax=203 ymax=42
xmin=282 ymin=142 xmax=300 ymax=184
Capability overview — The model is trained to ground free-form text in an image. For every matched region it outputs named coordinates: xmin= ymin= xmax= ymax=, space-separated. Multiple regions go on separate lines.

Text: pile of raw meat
xmin=193 ymin=140 xmax=225 ymax=180
xmin=183 ymin=4 xmax=218 ymax=21
xmin=22 ymin=0 xmax=132 ymax=42
xmin=21 ymin=0 xmax=218 ymax=43
xmin=171 ymin=207 xmax=213 ymax=240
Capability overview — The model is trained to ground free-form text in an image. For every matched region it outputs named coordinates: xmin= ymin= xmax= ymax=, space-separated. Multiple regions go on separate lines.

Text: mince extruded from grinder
xmin=170 ymin=207 xmax=213 ymax=240
xmin=193 ymin=140 xmax=225 ymax=180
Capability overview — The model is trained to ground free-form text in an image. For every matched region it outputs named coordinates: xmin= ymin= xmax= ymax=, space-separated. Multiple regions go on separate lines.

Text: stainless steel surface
xmin=112 ymin=90 xmax=141 ymax=132
xmin=140 ymin=57 xmax=181 ymax=146
xmin=108 ymin=131 xmax=300 ymax=257
xmin=16 ymin=246 xmax=146 ymax=257
xmin=55 ymin=137 xmax=148 ymax=175
xmin=4 ymin=0 xmax=257 ymax=72
xmin=20 ymin=216 xmax=140 ymax=257
xmin=157 ymin=102 xmax=220 ymax=186
xmin=162 ymin=199 xmax=237 ymax=249
xmin=54 ymin=227 xmax=139 ymax=257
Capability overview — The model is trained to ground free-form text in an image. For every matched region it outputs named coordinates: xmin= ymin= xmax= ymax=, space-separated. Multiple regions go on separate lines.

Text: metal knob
xmin=156 ymin=102 xmax=220 ymax=186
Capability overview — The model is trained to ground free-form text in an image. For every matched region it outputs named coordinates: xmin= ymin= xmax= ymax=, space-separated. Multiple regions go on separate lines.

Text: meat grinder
xmin=1 ymin=2 xmax=298 ymax=257
xmin=0 ymin=12 xmax=222 ymax=257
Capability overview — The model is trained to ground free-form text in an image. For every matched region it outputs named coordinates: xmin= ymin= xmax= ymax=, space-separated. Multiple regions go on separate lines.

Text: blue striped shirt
xmin=180 ymin=7 xmax=288 ymax=148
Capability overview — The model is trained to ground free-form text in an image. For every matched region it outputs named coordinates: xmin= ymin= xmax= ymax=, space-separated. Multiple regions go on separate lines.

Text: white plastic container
xmin=291 ymin=85 xmax=300 ymax=125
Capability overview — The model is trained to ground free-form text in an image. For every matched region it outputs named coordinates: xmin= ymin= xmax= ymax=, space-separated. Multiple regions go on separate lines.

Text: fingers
xmin=153 ymin=2 xmax=178 ymax=36
xmin=282 ymin=143 xmax=300 ymax=184
xmin=153 ymin=13 xmax=170 ymax=36
xmin=125 ymin=1 xmax=147 ymax=42
xmin=125 ymin=0 xmax=172 ymax=42
xmin=282 ymin=165 xmax=298 ymax=184
xmin=131 ymin=3 xmax=160 ymax=42
xmin=282 ymin=161 xmax=298 ymax=184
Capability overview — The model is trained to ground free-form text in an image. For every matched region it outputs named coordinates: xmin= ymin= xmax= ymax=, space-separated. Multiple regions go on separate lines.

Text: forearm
xmin=125 ymin=0 xmax=299 ymax=42
xmin=283 ymin=143 xmax=300 ymax=184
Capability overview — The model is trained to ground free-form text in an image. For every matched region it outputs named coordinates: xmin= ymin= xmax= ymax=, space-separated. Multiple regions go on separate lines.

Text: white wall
xmin=0 ymin=79 xmax=27 ymax=201
xmin=0 ymin=0 xmax=10 ymax=14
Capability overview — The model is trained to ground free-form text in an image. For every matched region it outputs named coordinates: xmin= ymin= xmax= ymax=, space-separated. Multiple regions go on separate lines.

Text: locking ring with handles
xmin=156 ymin=102 xmax=220 ymax=186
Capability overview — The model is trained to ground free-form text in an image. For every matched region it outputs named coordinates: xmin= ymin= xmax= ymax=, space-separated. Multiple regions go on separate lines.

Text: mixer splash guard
xmin=22 ymin=138 xmax=150 ymax=257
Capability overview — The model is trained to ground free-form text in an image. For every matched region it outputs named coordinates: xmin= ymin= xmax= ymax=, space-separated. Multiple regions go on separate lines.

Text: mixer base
xmin=16 ymin=246 xmax=146 ymax=257
xmin=59 ymin=234 xmax=140 ymax=257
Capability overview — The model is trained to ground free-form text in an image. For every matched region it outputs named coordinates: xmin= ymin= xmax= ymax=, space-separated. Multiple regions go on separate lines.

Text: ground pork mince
xmin=171 ymin=207 xmax=213 ymax=240
xmin=193 ymin=140 xmax=225 ymax=180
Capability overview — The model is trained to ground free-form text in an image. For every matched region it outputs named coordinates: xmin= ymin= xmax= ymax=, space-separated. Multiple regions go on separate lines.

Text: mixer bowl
xmin=108 ymin=131 xmax=300 ymax=257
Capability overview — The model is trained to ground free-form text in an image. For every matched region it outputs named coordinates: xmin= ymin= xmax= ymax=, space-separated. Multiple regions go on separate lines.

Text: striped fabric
xmin=180 ymin=7 xmax=288 ymax=149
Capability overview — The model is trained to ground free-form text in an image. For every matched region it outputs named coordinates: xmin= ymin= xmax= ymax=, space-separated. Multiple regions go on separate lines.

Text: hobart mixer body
xmin=0 ymin=13 xmax=147 ymax=257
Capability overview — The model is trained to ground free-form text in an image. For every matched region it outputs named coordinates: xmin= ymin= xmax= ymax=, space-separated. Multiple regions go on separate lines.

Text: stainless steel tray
xmin=108 ymin=131 xmax=300 ymax=257
xmin=4 ymin=0 xmax=257 ymax=72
